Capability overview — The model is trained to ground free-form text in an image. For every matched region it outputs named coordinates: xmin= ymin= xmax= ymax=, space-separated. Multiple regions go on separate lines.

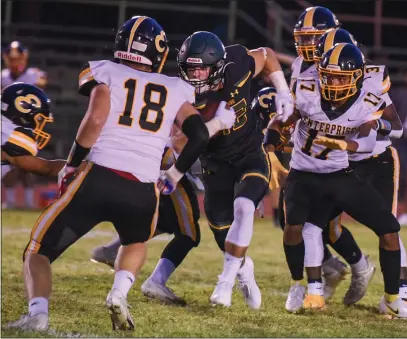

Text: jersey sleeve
xmin=2 ymin=127 xmax=38 ymax=157
xmin=224 ymin=45 xmax=256 ymax=86
xmin=32 ymin=68 xmax=48 ymax=88
xmin=78 ymin=61 xmax=110 ymax=96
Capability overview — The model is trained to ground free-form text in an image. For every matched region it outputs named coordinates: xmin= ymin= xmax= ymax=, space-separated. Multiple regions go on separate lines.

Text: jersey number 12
xmin=118 ymin=79 xmax=167 ymax=132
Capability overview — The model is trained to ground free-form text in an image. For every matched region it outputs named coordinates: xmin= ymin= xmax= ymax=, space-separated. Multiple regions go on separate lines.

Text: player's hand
xmin=313 ymin=136 xmax=348 ymax=150
xmin=214 ymin=101 xmax=236 ymax=129
xmin=58 ymin=165 xmax=79 ymax=197
xmin=157 ymin=166 xmax=183 ymax=195
xmin=275 ymin=90 xmax=294 ymax=123
xmin=268 ymin=152 xmax=289 ymax=190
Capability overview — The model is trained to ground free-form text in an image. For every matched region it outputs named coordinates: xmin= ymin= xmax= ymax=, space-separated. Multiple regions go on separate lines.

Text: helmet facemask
xmin=319 ymin=66 xmax=363 ymax=102
xmin=294 ymin=30 xmax=325 ymax=62
xmin=33 ymin=113 xmax=53 ymax=149
xmin=179 ymin=59 xmax=225 ymax=95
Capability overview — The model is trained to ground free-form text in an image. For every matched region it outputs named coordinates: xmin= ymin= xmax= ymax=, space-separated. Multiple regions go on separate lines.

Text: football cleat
xmin=141 ymin=278 xmax=185 ymax=305
xmin=303 ymin=294 xmax=326 ymax=311
xmin=322 ymin=256 xmax=350 ymax=300
xmin=210 ymin=279 xmax=233 ymax=307
xmin=379 ymin=296 xmax=407 ymax=319
xmin=343 ymin=256 xmax=375 ymax=305
xmin=236 ymin=256 xmax=261 ymax=309
xmin=6 ymin=313 xmax=48 ymax=331
xmin=285 ymin=282 xmax=306 ymax=313
xmin=106 ymin=289 xmax=135 ymax=330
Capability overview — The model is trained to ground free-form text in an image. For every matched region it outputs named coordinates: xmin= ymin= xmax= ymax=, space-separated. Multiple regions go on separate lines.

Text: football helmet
xmin=1 ymin=82 xmax=53 ymax=149
xmin=294 ymin=6 xmax=340 ymax=62
xmin=318 ymin=43 xmax=365 ymax=102
xmin=177 ymin=31 xmax=226 ymax=94
xmin=314 ymin=28 xmax=358 ymax=65
xmin=2 ymin=41 xmax=29 ymax=76
xmin=114 ymin=16 xmax=169 ymax=73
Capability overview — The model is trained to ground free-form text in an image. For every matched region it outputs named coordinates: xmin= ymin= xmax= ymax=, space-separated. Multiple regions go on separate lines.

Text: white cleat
xmin=210 ymin=280 xmax=233 ymax=307
xmin=285 ymin=283 xmax=306 ymax=313
xmin=106 ymin=289 xmax=135 ymax=331
xmin=379 ymin=296 xmax=407 ymax=319
xmin=6 ymin=313 xmax=48 ymax=331
xmin=141 ymin=278 xmax=185 ymax=305
xmin=343 ymin=256 xmax=375 ymax=305
xmin=237 ymin=256 xmax=261 ymax=309
xmin=322 ymin=256 xmax=350 ymax=300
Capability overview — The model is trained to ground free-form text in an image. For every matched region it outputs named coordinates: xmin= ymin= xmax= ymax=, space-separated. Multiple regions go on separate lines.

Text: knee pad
xmin=303 ymin=222 xmax=324 ymax=267
xmin=225 ymin=197 xmax=255 ymax=247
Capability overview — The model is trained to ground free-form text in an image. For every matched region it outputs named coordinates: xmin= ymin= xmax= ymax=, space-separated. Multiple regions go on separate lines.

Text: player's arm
xmin=1 ymin=151 xmax=65 ymax=177
xmin=250 ymin=47 xmax=293 ymax=121
xmin=263 ymin=109 xmax=300 ymax=152
xmin=158 ymin=102 xmax=209 ymax=194
xmin=374 ymin=102 xmax=403 ymax=138
xmin=314 ymin=120 xmax=378 ymax=153
xmin=275 ymin=52 xmax=296 ymax=67
xmin=64 ymin=84 xmax=110 ymax=169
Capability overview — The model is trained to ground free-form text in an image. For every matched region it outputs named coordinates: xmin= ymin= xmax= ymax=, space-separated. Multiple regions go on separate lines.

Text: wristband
xmin=67 ymin=140 xmax=90 ymax=167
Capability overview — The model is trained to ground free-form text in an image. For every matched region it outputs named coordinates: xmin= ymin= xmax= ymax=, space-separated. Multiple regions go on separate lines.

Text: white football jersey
xmin=1 ymin=67 xmax=47 ymax=89
xmin=290 ymin=57 xmax=317 ymax=91
xmin=291 ymin=60 xmax=394 ymax=161
xmin=1 ymin=115 xmax=38 ymax=178
xmin=78 ymin=60 xmax=195 ymax=182
xmin=291 ymin=78 xmax=384 ymax=173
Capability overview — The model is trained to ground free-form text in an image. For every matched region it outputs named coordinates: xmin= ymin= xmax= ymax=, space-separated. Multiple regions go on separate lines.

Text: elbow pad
xmin=175 ymin=114 xmax=209 ymax=173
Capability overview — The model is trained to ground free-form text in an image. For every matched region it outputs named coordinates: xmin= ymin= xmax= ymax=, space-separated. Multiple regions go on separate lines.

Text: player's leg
xmin=336 ymin=170 xmax=406 ymax=317
xmin=7 ymin=163 xmax=100 ymax=331
xmin=105 ymin=172 xmax=160 ymax=330
xmin=142 ymin=176 xmax=201 ymax=304
xmin=370 ymin=147 xmax=407 ymax=302
xmin=283 ymin=169 xmax=313 ymax=312
xmin=210 ymin=147 xmax=270 ymax=309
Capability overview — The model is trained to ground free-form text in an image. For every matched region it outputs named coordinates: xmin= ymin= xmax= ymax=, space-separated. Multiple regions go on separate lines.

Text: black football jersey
xmin=196 ymin=45 xmax=263 ymax=162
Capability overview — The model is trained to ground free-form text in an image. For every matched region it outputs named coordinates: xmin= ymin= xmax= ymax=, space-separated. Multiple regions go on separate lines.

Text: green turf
xmin=1 ymin=210 xmax=406 ymax=337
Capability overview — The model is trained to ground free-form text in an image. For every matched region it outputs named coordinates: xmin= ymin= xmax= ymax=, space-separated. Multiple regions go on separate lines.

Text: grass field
xmin=1 ymin=210 xmax=407 ymax=337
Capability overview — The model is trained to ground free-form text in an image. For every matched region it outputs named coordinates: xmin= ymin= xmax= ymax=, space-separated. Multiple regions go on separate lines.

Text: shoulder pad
xmin=4 ymin=127 xmax=37 ymax=156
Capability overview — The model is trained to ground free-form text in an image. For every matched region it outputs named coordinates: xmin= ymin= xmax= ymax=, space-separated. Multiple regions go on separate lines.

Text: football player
xmin=7 ymin=16 xmax=235 ymax=332
xmin=1 ymin=82 xmax=65 ymax=178
xmin=90 ymin=128 xmax=205 ymax=305
xmin=176 ymin=31 xmax=293 ymax=308
xmin=2 ymin=41 xmax=48 ymax=208
xmin=308 ymin=27 xmax=407 ymax=305
xmin=266 ymin=43 xmax=406 ymax=317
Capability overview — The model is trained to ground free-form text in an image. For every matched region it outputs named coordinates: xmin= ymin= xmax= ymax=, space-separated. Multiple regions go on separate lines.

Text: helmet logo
xmin=155 ymin=31 xmax=166 ymax=53
xmin=259 ymin=92 xmax=277 ymax=109
xmin=186 ymin=57 xmax=203 ymax=64
xmin=14 ymin=94 xmax=41 ymax=114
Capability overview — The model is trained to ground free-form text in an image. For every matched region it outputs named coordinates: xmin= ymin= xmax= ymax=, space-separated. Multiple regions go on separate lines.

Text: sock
xmin=307 ymin=281 xmax=324 ymax=296
xmin=284 ymin=241 xmax=305 ymax=281
xmin=329 ymin=226 xmax=362 ymax=265
xmin=25 ymin=188 xmax=35 ymax=208
xmin=150 ymin=258 xmax=176 ymax=285
xmin=385 ymin=292 xmax=399 ymax=303
xmin=272 ymin=208 xmax=279 ymax=226
xmin=379 ymin=248 xmax=401 ymax=295
xmin=323 ymin=244 xmax=332 ymax=263
xmin=350 ymin=255 xmax=368 ymax=274
xmin=112 ymin=270 xmax=135 ymax=298
xmin=161 ymin=234 xmax=196 ymax=267
xmin=29 ymin=297 xmax=48 ymax=316
xmin=219 ymin=252 xmax=243 ymax=284
xmin=105 ymin=237 xmax=121 ymax=252
xmin=399 ymin=279 xmax=407 ymax=301
xmin=6 ymin=188 xmax=16 ymax=207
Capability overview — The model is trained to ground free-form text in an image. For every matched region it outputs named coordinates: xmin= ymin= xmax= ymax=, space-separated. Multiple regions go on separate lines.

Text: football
xmin=198 ymin=100 xmax=230 ymax=122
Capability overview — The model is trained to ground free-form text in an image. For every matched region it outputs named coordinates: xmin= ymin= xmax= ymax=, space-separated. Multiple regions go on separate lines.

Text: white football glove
xmin=214 ymin=101 xmax=236 ymax=129
xmin=157 ymin=165 xmax=183 ymax=195
xmin=275 ymin=90 xmax=294 ymax=123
